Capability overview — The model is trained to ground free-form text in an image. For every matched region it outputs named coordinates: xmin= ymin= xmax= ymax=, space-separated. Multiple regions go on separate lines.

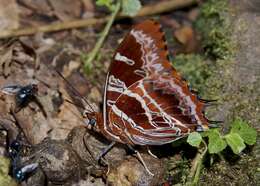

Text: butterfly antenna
xmin=206 ymin=119 xmax=223 ymax=128
xmin=54 ymin=69 xmax=95 ymax=113
xmin=199 ymin=98 xmax=218 ymax=104
xmin=64 ymin=98 xmax=92 ymax=113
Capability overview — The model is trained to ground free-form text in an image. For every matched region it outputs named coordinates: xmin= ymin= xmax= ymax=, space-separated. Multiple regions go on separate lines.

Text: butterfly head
xmin=82 ymin=111 xmax=102 ymax=132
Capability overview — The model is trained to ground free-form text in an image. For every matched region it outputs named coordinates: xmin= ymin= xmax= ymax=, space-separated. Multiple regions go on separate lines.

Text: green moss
xmin=170 ymin=1 xmax=259 ymax=185
xmin=173 ymin=54 xmax=212 ymax=96
xmin=0 ymin=156 xmax=17 ymax=186
xmin=165 ymin=156 xmax=190 ymax=185
xmin=195 ymin=0 xmax=234 ymax=60
xmin=172 ymin=54 xmax=229 ymax=104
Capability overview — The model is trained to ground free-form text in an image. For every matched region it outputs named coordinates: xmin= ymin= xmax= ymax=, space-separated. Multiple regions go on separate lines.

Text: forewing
xmin=105 ymin=20 xmax=180 ymax=107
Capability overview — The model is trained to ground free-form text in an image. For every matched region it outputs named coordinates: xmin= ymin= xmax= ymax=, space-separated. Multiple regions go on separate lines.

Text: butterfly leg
xmin=147 ymin=147 xmax=158 ymax=159
xmin=83 ymin=135 xmax=98 ymax=166
xmin=97 ymin=141 xmax=116 ymax=163
xmin=127 ymin=145 xmax=154 ymax=176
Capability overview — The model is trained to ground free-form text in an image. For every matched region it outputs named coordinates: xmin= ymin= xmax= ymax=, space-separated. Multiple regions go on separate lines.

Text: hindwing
xmin=107 ymin=75 xmax=208 ymax=145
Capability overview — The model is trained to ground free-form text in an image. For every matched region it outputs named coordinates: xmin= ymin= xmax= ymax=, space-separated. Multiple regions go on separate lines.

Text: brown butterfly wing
xmin=100 ymin=20 xmax=208 ymax=144
xmin=105 ymin=20 xmax=175 ymax=106
xmin=102 ymin=20 xmax=176 ymax=141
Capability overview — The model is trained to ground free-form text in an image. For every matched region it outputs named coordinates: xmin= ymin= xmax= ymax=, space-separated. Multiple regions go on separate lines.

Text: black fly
xmin=8 ymin=138 xmax=38 ymax=182
xmin=1 ymin=84 xmax=38 ymax=113
xmin=0 ymin=117 xmax=38 ymax=182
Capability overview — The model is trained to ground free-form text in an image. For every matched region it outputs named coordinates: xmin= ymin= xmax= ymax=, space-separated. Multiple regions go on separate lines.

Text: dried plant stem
xmin=134 ymin=0 xmax=196 ymax=17
xmin=0 ymin=0 xmax=196 ymax=39
xmin=0 ymin=18 xmax=107 ymax=39
xmin=83 ymin=1 xmax=121 ymax=72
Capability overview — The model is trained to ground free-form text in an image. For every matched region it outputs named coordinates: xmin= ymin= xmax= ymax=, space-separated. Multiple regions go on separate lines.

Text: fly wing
xmin=1 ymin=85 xmax=22 ymax=95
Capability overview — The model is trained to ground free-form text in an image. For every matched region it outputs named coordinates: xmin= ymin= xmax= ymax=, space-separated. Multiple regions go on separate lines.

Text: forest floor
xmin=0 ymin=0 xmax=258 ymax=186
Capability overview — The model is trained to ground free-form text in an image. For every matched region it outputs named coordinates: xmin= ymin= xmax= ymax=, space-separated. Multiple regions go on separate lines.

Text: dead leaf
xmin=107 ymin=154 xmax=164 ymax=186
xmin=0 ymin=0 xmax=19 ymax=30
xmin=174 ymin=26 xmax=194 ymax=45
xmin=0 ymin=40 xmax=38 ymax=77
xmin=161 ymin=17 xmax=181 ymax=29
xmin=174 ymin=26 xmax=199 ymax=53
xmin=0 ymin=45 xmax=13 ymax=77
xmin=82 ymin=0 xmax=95 ymax=18
xmin=187 ymin=8 xmax=200 ymax=22
xmin=63 ymin=60 xmax=81 ymax=77
xmin=88 ymin=87 xmax=102 ymax=104
xmin=49 ymin=0 xmax=82 ymax=21
xmin=18 ymin=0 xmax=53 ymax=16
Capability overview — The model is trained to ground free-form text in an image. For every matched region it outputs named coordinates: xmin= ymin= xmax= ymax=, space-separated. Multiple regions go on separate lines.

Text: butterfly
xmin=84 ymin=20 xmax=211 ymax=148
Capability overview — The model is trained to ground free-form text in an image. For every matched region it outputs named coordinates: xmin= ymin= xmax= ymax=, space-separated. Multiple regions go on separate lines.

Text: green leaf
xmin=225 ymin=133 xmax=246 ymax=154
xmin=122 ymin=0 xmax=142 ymax=17
xmin=96 ymin=0 xmax=115 ymax=11
xmin=231 ymin=118 xmax=257 ymax=145
xmin=200 ymin=131 xmax=209 ymax=137
xmin=230 ymin=118 xmax=242 ymax=133
xmin=187 ymin=132 xmax=202 ymax=147
xmin=208 ymin=129 xmax=227 ymax=154
xmin=239 ymin=125 xmax=257 ymax=145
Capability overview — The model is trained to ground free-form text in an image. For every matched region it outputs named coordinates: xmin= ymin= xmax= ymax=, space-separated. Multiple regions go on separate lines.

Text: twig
xmin=186 ymin=140 xmax=208 ymax=186
xmin=0 ymin=0 xmax=197 ymax=39
xmin=134 ymin=0 xmax=196 ymax=17
xmin=83 ymin=1 xmax=121 ymax=72
xmin=0 ymin=18 xmax=107 ymax=39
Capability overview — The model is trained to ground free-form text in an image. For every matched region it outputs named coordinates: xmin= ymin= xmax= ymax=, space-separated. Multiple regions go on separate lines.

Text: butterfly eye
xmin=89 ymin=118 xmax=96 ymax=126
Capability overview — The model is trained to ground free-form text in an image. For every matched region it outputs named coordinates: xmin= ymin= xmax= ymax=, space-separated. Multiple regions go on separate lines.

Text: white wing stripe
xmin=115 ymin=52 xmax=135 ymax=65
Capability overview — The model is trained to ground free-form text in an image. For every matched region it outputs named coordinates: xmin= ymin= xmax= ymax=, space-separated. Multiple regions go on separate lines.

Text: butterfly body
xmin=86 ymin=20 xmax=209 ymax=146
